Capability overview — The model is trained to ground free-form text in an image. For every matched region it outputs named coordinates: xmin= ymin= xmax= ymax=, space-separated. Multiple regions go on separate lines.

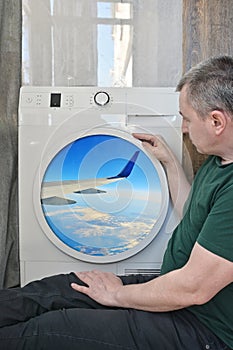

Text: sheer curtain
xmin=0 ymin=0 xmax=22 ymax=288
xmin=22 ymin=0 xmax=182 ymax=87
xmin=23 ymin=0 xmax=98 ymax=86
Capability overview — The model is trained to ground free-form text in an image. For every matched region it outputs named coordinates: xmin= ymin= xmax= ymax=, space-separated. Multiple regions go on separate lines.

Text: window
xmin=22 ymin=0 xmax=182 ymax=87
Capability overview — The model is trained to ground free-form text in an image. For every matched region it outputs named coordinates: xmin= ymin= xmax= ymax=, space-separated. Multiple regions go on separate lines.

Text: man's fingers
xmin=71 ymin=283 xmax=89 ymax=294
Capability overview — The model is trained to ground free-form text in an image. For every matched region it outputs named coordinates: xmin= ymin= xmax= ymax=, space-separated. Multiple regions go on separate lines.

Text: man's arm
xmin=133 ymin=133 xmax=191 ymax=218
xmin=71 ymin=243 xmax=233 ymax=311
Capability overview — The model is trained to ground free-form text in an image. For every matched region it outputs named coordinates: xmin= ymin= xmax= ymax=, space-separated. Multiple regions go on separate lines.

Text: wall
xmin=183 ymin=0 xmax=233 ymax=173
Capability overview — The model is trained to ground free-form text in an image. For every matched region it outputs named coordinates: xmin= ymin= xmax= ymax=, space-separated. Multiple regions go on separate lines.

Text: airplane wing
xmin=41 ymin=151 xmax=140 ymax=205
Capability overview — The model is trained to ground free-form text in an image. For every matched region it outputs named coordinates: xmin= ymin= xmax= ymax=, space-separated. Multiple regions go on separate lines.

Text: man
xmin=0 ymin=56 xmax=232 ymax=349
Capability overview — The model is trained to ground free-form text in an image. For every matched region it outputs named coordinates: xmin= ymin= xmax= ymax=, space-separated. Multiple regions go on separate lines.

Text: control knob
xmin=94 ymin=91 xmax=110 ymax=106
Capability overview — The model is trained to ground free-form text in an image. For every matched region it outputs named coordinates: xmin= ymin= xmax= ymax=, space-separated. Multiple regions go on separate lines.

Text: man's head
xmin=177 ymin=56 xmax=233 ymax=158
xmin=176 ymin=55 xmax=233 ymax=120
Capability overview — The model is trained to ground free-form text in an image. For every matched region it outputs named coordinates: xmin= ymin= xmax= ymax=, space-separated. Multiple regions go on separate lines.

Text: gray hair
xmin=176 ymin=55 xmax=233 ymax=119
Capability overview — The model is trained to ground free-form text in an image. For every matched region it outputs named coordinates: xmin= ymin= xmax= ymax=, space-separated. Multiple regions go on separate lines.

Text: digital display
xmin=50 ymin=93 xmax=61 ymax=107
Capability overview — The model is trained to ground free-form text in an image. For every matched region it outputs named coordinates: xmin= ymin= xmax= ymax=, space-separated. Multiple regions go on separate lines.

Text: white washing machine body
xmin=19 ymin=87 xmax=182 ymax=285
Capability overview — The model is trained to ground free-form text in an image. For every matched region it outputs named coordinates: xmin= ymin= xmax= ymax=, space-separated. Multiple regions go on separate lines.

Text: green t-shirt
xmin=161 ymin=155 xmax=233 ymax=348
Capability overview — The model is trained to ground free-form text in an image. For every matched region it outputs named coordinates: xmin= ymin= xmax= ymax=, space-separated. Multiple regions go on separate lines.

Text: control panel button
xmin=94 ymin=91 xmax=110 ymax=106
xmin=64 ymin=94 xmax=74 ymax=107
xmin=25 ymin=97 xmax=34 ymax=104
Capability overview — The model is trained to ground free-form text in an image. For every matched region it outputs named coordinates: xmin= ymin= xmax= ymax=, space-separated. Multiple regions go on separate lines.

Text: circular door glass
xmin=40 ymin=134 xmax=168 ymax=262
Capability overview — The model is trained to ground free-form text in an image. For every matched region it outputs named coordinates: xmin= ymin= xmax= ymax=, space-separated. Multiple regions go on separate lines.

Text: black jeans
xmin=0 ymin=273 xmax=230 ymax=350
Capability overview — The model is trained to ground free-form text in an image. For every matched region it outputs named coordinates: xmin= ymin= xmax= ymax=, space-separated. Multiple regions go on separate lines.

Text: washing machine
xmin=18 ymin=87 xmax=182 ymax=286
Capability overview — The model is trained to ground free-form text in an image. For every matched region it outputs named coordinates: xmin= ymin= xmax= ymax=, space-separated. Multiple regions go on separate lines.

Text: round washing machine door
xmin=35 ymin=128 xmax=169 ymax=263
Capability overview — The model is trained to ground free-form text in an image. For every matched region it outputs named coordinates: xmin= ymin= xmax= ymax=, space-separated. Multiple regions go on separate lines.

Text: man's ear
xmin=210 ymin=110 xmax=227 ymax=135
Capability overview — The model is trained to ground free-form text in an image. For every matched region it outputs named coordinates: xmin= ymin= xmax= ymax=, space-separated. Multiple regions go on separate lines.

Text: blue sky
xmin=43 ymin=134 xmax=161 ymax=191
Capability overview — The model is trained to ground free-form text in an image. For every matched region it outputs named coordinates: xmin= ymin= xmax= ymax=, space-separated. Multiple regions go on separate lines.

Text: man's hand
xmin=71 ymin=270 xmax=124 ymax=307
xmin=133 ymin=132 xmax=191 ymax=218
xmin=133 ymin=133 xmax=175 ymax=165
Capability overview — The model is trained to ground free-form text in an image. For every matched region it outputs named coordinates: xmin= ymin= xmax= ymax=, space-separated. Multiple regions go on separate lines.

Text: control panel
xmin=19 ymin=87 xmax=179 ymax=115
xmin=20 ymin=90 xmax=113 ymax=109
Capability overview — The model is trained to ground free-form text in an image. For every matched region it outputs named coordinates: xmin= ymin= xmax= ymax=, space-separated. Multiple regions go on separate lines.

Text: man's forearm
xmin=114 ymin=270 xmax=197 ymax=312
xmin=164 ymin=159 xmax=191 ymax=218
